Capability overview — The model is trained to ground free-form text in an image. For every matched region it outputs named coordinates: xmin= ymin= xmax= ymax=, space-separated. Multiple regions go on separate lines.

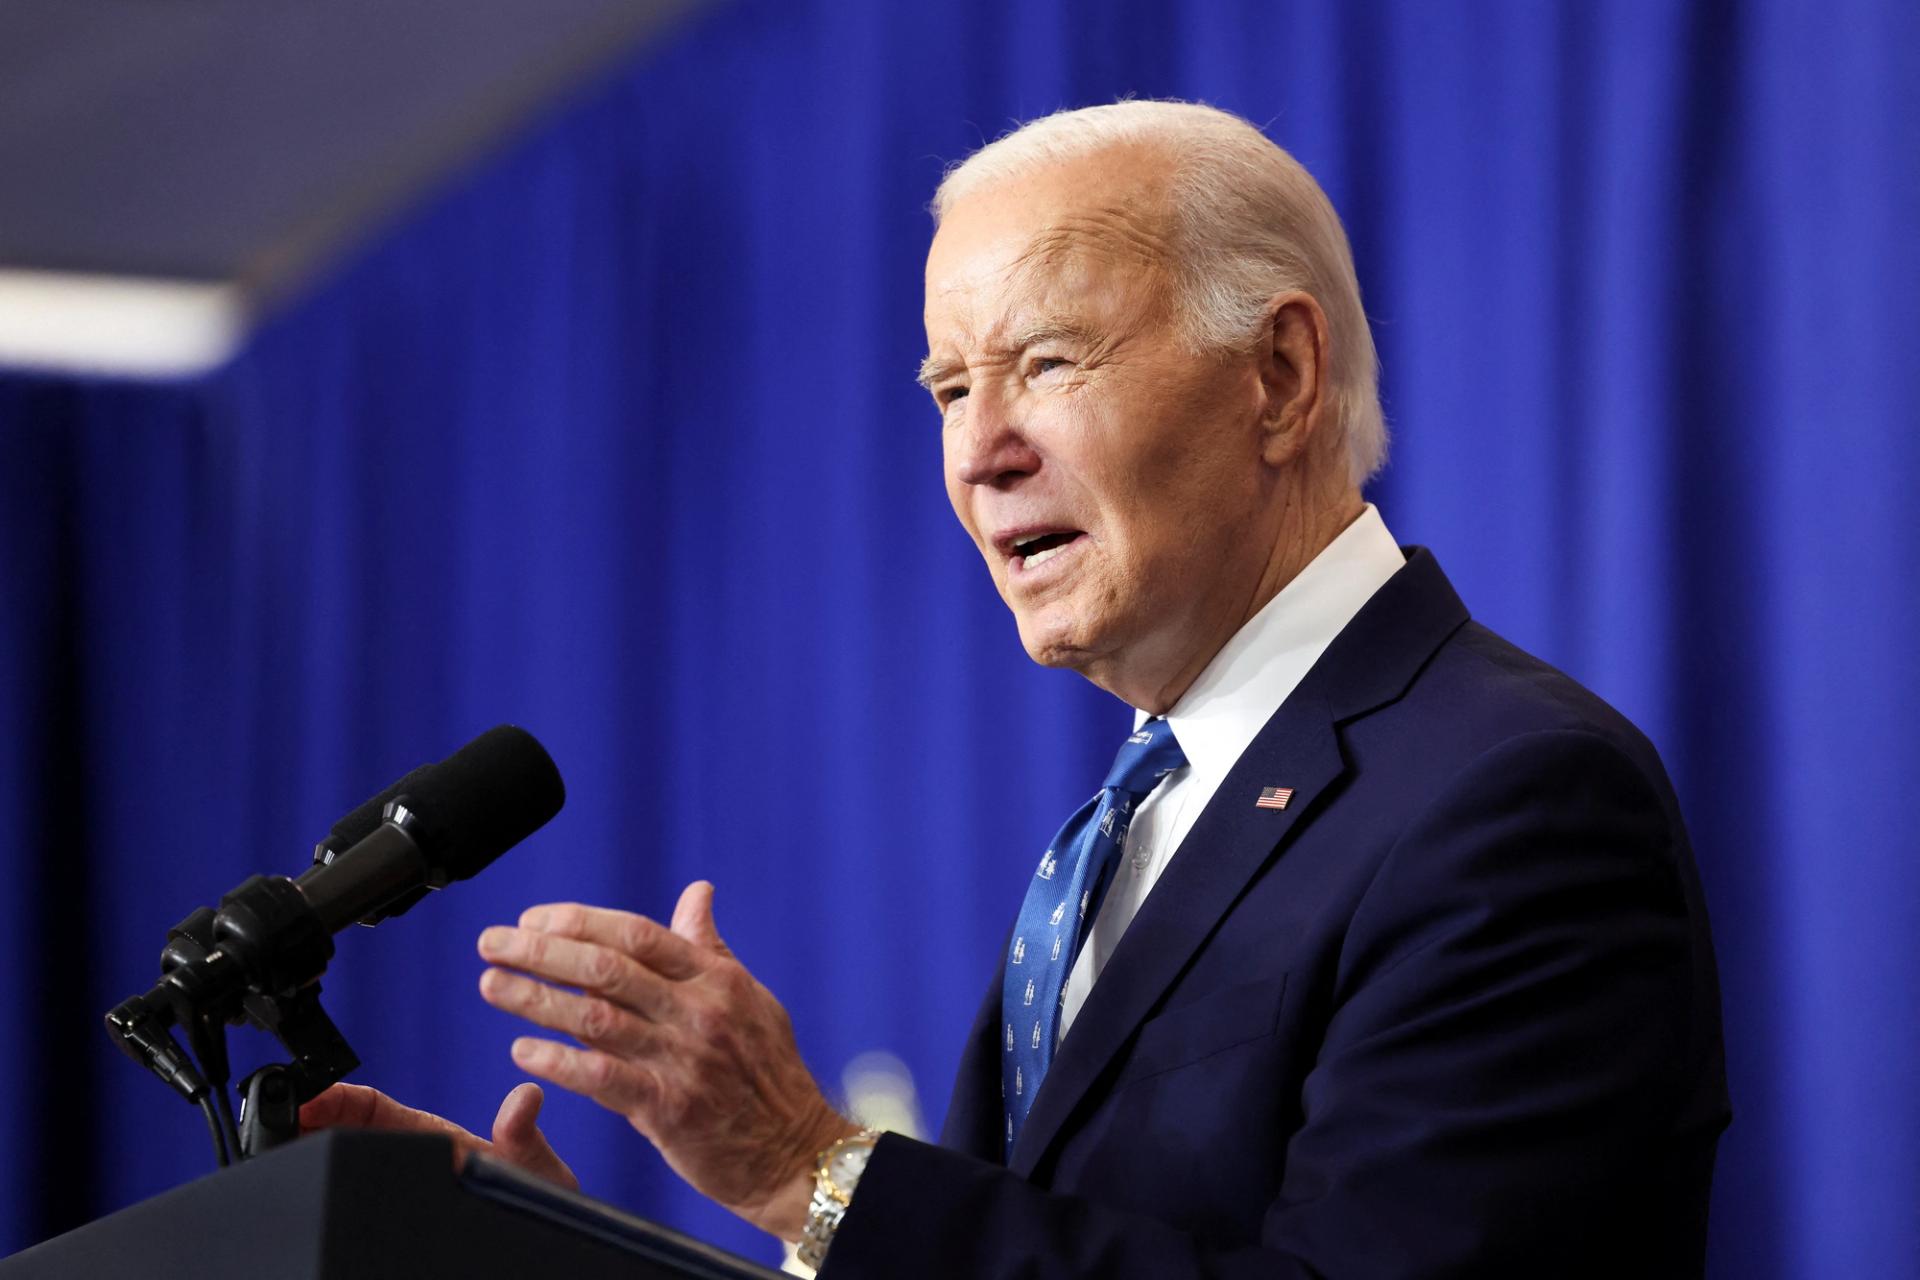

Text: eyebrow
xmin=916 ymin=353 xmax=957 ymax=391
xmin=915 ymin=317 xmax=1104 ymax=391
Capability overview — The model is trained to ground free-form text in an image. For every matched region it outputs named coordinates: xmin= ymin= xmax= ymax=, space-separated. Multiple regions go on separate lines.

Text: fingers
xmin=298 ymin=1082 xmax=484 ymax=1149
xmin=299 ymin=1082 xmax=579 ymax=1194
xmin=492 ymin=1080 xmax=546 ymax=1141
xmin=478 ymin=891 xmax=848 ymax=1237
xmin=475 ymin=888 xmax=736 ymax=1109
xmin=510 ymin=1037 xmax=659 ymax=1122
xmin=489 ymin=1082 xmax=581 ymax=1192
xmin=513 ymin=902 xmax=709 ymax=980
xmin=670 ymin=881 xmax=733 ymax=957
xmin=477 ymin=926 xmax=675 ymax=1020
xmin=479 ymin=966 xmax=675 ymax=1056
xmin=298 ymin=1081 xmax=367 ymax=1132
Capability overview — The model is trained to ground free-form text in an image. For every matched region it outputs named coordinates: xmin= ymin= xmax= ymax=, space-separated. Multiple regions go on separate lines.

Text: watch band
xmin=795 ymin=1128 xmax=880 ymax=1271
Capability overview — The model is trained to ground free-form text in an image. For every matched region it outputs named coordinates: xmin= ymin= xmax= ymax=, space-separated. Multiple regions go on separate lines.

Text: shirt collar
xmin=1134 ymin=504 xmax=1406 ymax=787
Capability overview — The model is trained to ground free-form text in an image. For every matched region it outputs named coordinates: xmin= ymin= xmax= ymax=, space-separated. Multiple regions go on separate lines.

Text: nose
xmin=947 ymin=389 xmax=1042 ymax=489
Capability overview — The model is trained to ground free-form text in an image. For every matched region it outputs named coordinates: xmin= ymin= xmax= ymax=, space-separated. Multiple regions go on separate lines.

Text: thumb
xmin=490 ymin=1082 xmax=579 ymax=1192
xmin=670 ymin=880 xmax=732 ymax=957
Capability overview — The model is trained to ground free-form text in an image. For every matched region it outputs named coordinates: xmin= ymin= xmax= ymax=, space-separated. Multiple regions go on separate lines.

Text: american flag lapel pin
xmin=1255 ymin=786 xmax=1294 ymax=811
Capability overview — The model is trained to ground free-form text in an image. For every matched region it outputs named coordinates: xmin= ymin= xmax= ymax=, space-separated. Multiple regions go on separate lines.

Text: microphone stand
xmin=103 ymin=726 xmax=566 ymax=1172
xmin=165 ymin=909 xmax=238 ymax=1161
xmin=106 ymin=884 xmax=362 ymax=1167
xmin=235 ymin=984 xmax=359 ymax=1157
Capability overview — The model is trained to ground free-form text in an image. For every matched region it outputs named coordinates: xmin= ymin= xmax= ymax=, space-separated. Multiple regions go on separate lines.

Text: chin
xmin=1021 ymin=638 xmax=1083 ymax=670
xmin=1014 ymin=610 xmax=1101 ymax=673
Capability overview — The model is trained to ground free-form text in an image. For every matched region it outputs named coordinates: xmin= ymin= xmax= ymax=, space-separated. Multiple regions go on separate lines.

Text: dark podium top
xmin=0 ymin=1131 xmax=784 ymax=1280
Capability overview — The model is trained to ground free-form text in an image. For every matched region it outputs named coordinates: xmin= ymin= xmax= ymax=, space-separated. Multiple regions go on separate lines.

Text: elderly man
xmin=306 ymin=102 xmax=1728 ymax=1277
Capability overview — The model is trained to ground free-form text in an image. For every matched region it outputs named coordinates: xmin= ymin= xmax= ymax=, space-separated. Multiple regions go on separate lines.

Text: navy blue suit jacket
xmin=829 ymin=549 xmax=1728 ymax=1278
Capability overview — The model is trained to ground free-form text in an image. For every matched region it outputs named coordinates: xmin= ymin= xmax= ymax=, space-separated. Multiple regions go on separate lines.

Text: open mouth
xmin=1012 ymin=530 xmax=1085 ymax=569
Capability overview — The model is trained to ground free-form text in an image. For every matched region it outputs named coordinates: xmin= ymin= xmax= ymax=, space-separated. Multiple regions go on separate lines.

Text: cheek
xmin=1055 ymin=395 xmax=1147 ymax=518
xmin=1068 ymin=398 xmax=1193 ymax=538
xmin=1084 ymin=386 xmax=1262 ymax=572
xmin=1140 ymin=375 xmax=1260 ymax=489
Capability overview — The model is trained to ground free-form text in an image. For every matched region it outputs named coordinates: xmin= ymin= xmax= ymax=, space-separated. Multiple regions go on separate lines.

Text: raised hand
xmin=475 ymin=881 xmax=857 ymax=1239
xmin=299 ymin=1079 xmax=578 ymax=1191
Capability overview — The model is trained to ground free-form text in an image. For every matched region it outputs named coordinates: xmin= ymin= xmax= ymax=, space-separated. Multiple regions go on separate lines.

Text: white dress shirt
xmin=1058 ymin=505 xmax=1406 ymax=1036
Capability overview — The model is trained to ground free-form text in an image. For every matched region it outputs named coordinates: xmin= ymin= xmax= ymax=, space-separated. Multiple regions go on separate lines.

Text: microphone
xmin=306 ymin=762 xmax=434 ymax=927
xmin=315 ymin=762 xmax=434 ymax=860
xmin=130 ymin=725 xmax=565 ymax=1022
xmin=106 ymin=725 xmax=565 ymax=1151
xmin=293 ymin=727 xmax=563 ymax=935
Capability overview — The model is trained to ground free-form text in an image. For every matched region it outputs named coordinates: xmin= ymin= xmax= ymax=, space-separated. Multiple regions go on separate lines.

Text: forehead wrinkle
xmin=922 ymin=198 xmax=1173 ymax=386
xmin=992 ymin=212 xmax=1170 ymax=367
xmin=1010 ymin=204 xmax=1175 ymax=285
xmin=916 ymin=309 xmax=1109 ymax=390
xmin=920 ymin=277 xmax=980 ymax=385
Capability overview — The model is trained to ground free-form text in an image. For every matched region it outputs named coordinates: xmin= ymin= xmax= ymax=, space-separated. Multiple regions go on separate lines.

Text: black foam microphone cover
xmin=402 ymin=725 xmax=566 ymax=882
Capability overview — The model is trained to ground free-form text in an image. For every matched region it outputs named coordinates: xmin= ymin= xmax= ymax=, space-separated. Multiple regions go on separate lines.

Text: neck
xmin=1098 ymin=486 xmax=1366 ymax=715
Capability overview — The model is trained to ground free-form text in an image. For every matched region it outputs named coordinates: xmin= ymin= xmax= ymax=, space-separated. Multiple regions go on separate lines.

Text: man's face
xmin=922 ymin=151 xmax=1278 ymax=704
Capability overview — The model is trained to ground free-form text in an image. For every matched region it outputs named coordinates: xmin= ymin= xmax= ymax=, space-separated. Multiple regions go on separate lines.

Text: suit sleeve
xmin=822 ymin=729 xmax=1707 ymax=1279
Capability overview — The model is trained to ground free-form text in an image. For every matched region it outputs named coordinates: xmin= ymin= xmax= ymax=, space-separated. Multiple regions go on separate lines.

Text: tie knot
xmin=1102 ymin=718 xmax=1187 ymax=796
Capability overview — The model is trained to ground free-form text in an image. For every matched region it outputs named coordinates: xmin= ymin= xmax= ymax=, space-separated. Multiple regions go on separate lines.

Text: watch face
xmin=828 ymin=1143 xmax=873 ymax=1187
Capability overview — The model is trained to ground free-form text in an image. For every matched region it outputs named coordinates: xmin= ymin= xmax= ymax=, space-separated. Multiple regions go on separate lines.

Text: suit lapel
xmin=1007 ymin=548 xmax=1469 ymax=1177
xmin=1008 ymin=688 xmax=1344 ymax=1175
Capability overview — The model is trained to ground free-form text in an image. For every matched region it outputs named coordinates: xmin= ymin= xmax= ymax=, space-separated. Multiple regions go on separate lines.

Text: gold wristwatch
xmin=795 ymin=1128 xmax=880 ymax=1271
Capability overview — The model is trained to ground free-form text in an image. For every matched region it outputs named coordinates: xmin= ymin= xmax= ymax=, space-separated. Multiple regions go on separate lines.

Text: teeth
xmin=1025 ymin=542 xmax=1068 ymax=568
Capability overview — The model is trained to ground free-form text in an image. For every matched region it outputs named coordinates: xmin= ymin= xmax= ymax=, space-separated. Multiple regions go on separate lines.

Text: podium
xmin=0 ymin=1132 xmax=785 ymax=1279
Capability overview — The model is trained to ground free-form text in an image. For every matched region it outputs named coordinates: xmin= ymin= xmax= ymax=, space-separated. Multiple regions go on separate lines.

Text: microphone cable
xmin=108 ymin=726 xmax=564 ymax=1170
xmin=197 ymin=1091 xmax=231 ymax=1168
xmin=211 ymin=1068 xmax=240 ymax=1163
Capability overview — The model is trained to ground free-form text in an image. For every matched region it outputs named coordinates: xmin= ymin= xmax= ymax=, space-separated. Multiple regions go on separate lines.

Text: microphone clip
xmin=104 ymin=890 xmax=362 ymax=1165
xmin=234 ymin=983 xmax=360 ymax=1157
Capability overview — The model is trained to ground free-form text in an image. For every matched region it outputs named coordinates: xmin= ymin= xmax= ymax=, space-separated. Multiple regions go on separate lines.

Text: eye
xmin=937 ymin=384 xmax=970 ymax=408
xmin=1029 ymin=355 xmax=1075 ymax=385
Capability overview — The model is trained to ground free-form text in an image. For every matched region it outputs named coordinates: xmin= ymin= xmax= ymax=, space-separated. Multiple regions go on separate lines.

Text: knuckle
xmin=711 ymin=963 xmax=755 ymax=1006
xmin=630 ymin=1068 xmax=663 ymax=1114
xmin=618 ymin=916 xmax=658 ymax=957
xmin=578 ymin=997 xmax=620 ymax=1043
xmin=651 ymin=1086 xmax=691 ymax=1131
xmin=686 ymin=1000 xmax=731 ymax=1044
xmin=544 ymin=903 xmax=587 ymax=935
xmin=583 ymin=946 xmax=623 ymax=989
xmin=581 ymin=1053 xmax=619 ymax=1091
xmin=529 ymin=979 xmax=563 ymax=1016
xmin=519 ymin=931 xmax=549 ymax=965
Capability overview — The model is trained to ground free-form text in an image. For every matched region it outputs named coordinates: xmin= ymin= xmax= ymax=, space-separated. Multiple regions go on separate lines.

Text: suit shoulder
xmin=1347 ymin=618 xmax=1684 ymax=826
xmin=1436 ymin=622 xmax=1659 ymax=752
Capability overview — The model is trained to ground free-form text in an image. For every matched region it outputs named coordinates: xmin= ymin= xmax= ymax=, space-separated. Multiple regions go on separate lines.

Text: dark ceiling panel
xmin=0 ymin=0 xmax=707 ymax=291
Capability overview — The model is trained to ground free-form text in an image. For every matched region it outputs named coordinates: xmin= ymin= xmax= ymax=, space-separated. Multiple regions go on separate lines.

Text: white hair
xmin=933 ymin=101 xmax=1386 ymax=487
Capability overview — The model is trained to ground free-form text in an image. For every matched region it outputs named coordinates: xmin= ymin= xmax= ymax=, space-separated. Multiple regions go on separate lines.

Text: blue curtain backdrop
xmin=2 ymin=1 xmax=1915 ymax=1274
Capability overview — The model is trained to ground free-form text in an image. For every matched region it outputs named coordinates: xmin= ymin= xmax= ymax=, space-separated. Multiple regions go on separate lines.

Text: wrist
xmin=761 ymin=1114 xmax=864 ymax=1242
xmin=794 ymin=1125 xmax=881 ymax=1270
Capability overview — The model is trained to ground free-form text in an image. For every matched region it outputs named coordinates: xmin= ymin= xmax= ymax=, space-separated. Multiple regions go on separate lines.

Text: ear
xmin=1256 ymin=292 xmax=1331 ymax=468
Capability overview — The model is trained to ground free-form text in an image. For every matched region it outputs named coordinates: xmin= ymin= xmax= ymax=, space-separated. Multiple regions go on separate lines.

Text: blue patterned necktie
xmin=1001 ymin=717 xmax=1187 ymax=1157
